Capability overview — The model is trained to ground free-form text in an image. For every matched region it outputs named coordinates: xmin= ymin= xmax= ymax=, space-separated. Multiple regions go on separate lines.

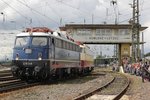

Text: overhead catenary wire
xmin=15 ymin=0 xmax=59 ymax=26
xmin=54 ymin=0 xmax=111 ymax=23
xmin=19 ymin=0 xmax=46 ymax=27
xmin=45 ymin=2 xmax=67 ymax=25
xmin=0 ymin=0 xmax=32 ymax=30
xmin=1 ymin=0 xmax=47 ymax=29
xmin=55 ymin=0 xmax=86 ymax=13
xmin=1 ymin=0 xmax=30 ymax=22
xmin=0 ymin=0 xmax=133 ymax=26
xmin=0 ymin=0 xmax=149 ymax=29
xmin=50 ymin=0 xmax=130 ymax=24
xmin=54 ymin=0 xmax=93 ymax=23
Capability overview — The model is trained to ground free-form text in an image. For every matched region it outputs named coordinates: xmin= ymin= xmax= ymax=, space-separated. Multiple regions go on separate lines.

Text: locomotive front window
xmin=32 ymin=37 xmax=47 ymax=46
xmin=15 ymin=37 xmax=29 ymax=47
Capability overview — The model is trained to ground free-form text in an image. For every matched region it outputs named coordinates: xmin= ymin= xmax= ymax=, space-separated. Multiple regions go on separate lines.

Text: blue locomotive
xmin=11 ymin=27 xmax=94 ymax=80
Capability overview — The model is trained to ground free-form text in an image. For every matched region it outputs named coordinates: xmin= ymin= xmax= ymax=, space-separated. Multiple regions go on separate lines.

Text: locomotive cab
xmin=12 ymin=28 xmax=52 ymax=80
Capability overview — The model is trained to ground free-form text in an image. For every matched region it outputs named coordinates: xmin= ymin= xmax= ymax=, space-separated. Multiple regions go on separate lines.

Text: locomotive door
xmin=49 ymin=38 xmax=55 ymax=62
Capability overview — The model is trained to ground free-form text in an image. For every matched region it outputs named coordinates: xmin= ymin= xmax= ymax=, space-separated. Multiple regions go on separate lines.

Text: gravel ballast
xmin=0 ymin=73 xmax=113 ymax=100
xmin=1 ymin=67 xmax=150 ymax=100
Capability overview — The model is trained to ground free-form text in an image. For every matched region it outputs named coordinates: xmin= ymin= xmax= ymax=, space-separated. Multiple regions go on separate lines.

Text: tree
xmin=96 ymin=55 xmax=103 ymax=59
xmin=145 ymin=52 xmax=150 ymax=57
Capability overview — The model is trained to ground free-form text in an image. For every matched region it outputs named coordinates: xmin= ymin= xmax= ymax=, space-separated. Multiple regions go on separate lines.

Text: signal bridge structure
xmin=60 ymin=24 xmax=147 ymax=65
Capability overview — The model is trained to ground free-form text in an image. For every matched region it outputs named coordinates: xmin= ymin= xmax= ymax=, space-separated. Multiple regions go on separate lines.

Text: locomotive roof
xmin=16 ymin=32 xmax=50 ymax=37
xmin=16 ymin=32 xmax=77 ymax=44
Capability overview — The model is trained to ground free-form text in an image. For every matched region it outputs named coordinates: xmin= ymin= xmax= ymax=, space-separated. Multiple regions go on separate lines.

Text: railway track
xmin=0 ymin=71 xmax=106 ymax=94
xmin=0 ymin=70 xmax=12 ymax=77
xmin=0 ymin=79 xmax=41 ymax=93
xmin=0 ymin=68 xmax=129 ymax=100
xmin=0 ymin=69 xmax=17 ymax=81
xmin=0 ymin=76 xmax=17 ymax=81
xmin=0 ymin=69 xmax=40 ymax=93
xmin=74 ymin=72 xmax=130 ymax=100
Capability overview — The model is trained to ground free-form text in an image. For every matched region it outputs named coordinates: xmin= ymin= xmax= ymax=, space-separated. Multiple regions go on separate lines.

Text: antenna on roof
xmin=110 ymin=0 xmax=117 ymax=5
xmin=1 ymin=12 xmax=5 ymax=22
xmin=110 ymin=0 xmax=118 ymax=24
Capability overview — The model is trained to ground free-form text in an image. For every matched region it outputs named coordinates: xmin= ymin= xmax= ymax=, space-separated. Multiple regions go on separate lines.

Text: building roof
xmin=60 ymin=24 xmax=148 ymax=31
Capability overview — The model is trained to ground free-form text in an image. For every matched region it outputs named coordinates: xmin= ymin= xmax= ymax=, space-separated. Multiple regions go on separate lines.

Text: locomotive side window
xmin=61 ymin=41 xmax=64 ymax=48
xmin=70 ymin=43 xmax=73 ymax=50
xmin=72 ymin=44 xmax=74 ymax=50
xmin=66 ymin=42 xmax=69 ymax=50
xmin=58 ymin=39 xmax=61 ymax=47
xmin=64 ymin=41 xmax=67 ymax=49
xmin=56 ymin=39 xmax=61 ymax=48
xmin=73 ymin=44 xmax=75 ymax=51
xmin=52 ymin=38 xmax=55 ymax=44
xmin=75 ymin=45 xmax=78 ymax=51
xmin=54 ymin=38 xmax=79 ymax=51
xmin=55 ymin=39 xmax=58 ymax=47
xmin=61 ymin=40 xmax=63 ymax=48
xmin=68 ymin=43 xmax=70 ymax=50
xmin=64 ymin=41 xmax=66 ymax=49
xmin=32 ymin=37 xmax=47 ymax=46
xmin=15 ymin=37 xmax=29 ymax=47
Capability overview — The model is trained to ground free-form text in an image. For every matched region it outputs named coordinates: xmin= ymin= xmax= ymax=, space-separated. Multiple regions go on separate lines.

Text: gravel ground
xmin=98 ymin=73 xmax=128 ymax=95
xmin=0 ymin=72 xmax=113 ymax=100
xmin=125 ymin=73 xmax=150 ymax=100
xmin=1 ymin=67 xmax=150 ymax=100
xmin=100 ymin=67 xmax=150 ymax=100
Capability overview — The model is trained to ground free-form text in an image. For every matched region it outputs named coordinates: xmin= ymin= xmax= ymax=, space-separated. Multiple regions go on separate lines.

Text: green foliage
xmin=145 ymin=52 xmax=150 ymax=57
xmin=96 ymin=55 xmax=103 ymax=59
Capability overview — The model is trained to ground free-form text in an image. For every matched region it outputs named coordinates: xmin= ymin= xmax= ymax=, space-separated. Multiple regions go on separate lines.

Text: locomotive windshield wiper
xmin=19 ymin=41 xmax=22 ymax=46
xmin=39 ymin=41 xmax=45 ymax=46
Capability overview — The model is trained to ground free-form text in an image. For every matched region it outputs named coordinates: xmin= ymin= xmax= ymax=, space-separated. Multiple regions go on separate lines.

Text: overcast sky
xmin=0 ymin=0 xmax=150 ymax=54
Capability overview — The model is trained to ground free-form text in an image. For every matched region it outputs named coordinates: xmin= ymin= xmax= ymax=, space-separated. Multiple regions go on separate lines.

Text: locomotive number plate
xmin=23 ymin=62 xmax=33 ymax=65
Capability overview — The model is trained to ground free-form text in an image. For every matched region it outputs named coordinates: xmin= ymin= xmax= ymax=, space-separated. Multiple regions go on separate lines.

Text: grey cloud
xmin=0 ymin=0 xmax=150 ymax=53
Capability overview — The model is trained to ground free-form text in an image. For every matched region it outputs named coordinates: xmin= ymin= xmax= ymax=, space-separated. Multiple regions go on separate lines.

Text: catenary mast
xmin=131 ymin=0 xmax=140 ymax=63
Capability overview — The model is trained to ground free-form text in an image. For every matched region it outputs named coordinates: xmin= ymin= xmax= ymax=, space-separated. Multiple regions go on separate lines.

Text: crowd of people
xmin=123 ymin=58 xmax=150 ymax=82
xmin=112 ymin=57 xmax=150 ymax=82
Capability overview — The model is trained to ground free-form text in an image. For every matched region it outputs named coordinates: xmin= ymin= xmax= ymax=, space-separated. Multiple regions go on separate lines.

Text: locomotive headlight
xmin=34 ymin=66 xmax=40 ymax=72
xmin=38 ymin=53 xmax=42 ymax=60
xmin=15 ymin=53 xmax=19 ymax=60
xmin=25 ymin=48 xmax=32 ymax=54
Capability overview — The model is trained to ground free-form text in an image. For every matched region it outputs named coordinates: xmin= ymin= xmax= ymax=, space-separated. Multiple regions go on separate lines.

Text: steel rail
xmin=74 ymin=76 xmax=115 ymax=100
xmin=0 ymin=73 xmax=12 ymax=77
xmin=0 ymin=80 xmax=23 ymax=87
xmin=74 ymin=72 xmax=130 ymax=100
xmin=0 ymin=70 xmax=11 ymax=73
xmin=0 ymin=76 xmax=17 ymax=81
xmin=0 ymin=80 xmax=40 ymax=93
xmin=0 ymin=70 xmax=12 ymax=78
xmin=112 ymin=74 xmax=130 ymax=100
